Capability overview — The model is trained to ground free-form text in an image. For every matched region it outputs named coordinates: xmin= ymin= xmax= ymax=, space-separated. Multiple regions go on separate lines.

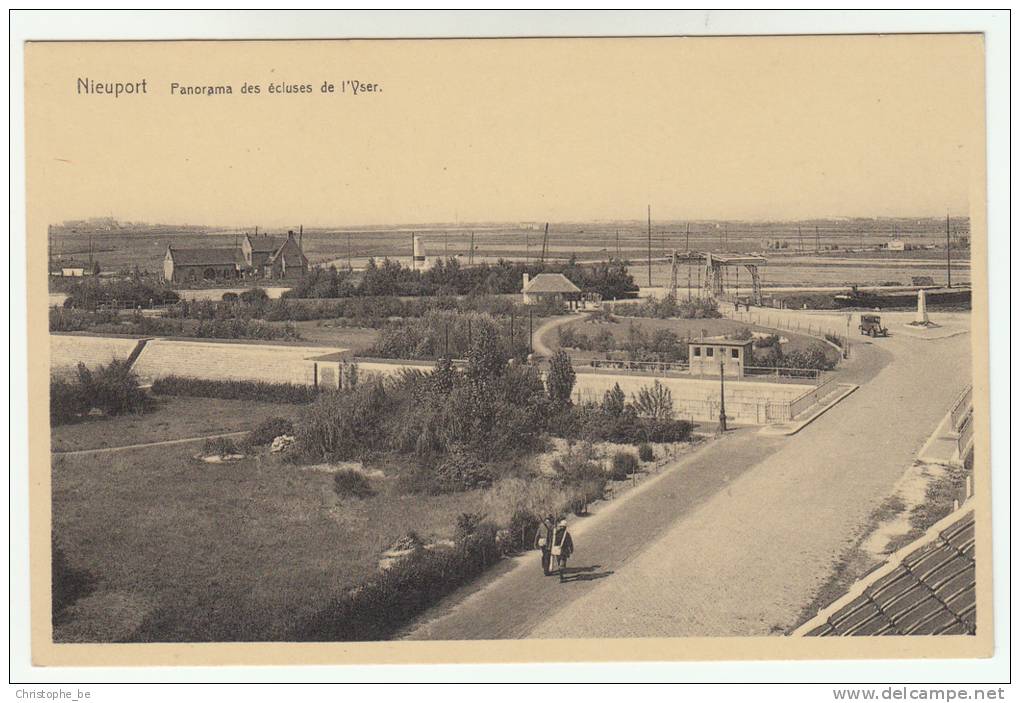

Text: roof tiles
xmin=807 ymin=511 xmax=976 ymax=637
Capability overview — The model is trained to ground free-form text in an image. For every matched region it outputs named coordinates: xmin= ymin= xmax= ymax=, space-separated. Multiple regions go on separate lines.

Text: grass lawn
xmin=51 ymin=397 xmax=306 ymax=453
xmin=282 ymin=321 xmax=379 ymax=352
xmin=52 ymin=440 xmax=486 ymax=642
xmin=550 ymin=315 xmax=840 ymax=363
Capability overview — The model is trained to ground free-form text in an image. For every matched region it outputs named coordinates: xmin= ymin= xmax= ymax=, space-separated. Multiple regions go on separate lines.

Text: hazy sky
xmin=27 ymin=34 xmax=984 ymax=227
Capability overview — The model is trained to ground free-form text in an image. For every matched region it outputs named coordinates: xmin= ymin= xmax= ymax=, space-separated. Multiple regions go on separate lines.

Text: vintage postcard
xmin=25 ymin=32 xmax=992 ymax=666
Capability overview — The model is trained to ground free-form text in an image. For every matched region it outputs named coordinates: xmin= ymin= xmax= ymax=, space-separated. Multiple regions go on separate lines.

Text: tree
xmin=633 ymin=380 xmax=674 ymax=421
xmin=546 ymin=350 xmax=576 ymax=406
xmin=601 ymin=383 xmax=626 ymax=417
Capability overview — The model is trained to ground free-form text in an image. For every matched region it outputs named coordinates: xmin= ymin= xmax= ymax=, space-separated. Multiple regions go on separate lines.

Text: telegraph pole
xmin=647 ymin=205 xmax=652 ymax=287
xmin=616 ymin=229 xmax=620 ymax=258
xmin=685 ymin=222 xmax=690 ymax=251
xmin=717 ymin=359 xmax=728 ymax=432
xmin=946 ymin=213 xmax=952 ymax=288
xmin=347 ymin=232 xmax=352 ymax=270
xmin=815 ymin=225 xmax=820 ymax=254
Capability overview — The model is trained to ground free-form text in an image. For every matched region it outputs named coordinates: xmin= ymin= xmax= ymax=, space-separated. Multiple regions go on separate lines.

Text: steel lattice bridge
xmin=651 ymin=250 xmax=768 ymax=305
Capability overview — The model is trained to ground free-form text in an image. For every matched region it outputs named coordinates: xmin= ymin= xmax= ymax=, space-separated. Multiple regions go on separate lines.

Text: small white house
xmin=688 ymin=336 xmax=755 ymax=378
xmin=887 ymin=240 xmax=906 ymax=252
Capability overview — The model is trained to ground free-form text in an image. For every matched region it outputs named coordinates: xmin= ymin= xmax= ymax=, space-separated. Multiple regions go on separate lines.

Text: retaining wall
xmin=50 ymin=334 xmax=141 ymax=377
xmin=131 ymin=339 xmax=348 ymax=387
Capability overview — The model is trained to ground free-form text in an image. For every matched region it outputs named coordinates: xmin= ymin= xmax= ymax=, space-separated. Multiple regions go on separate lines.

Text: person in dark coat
xmin=551 ymin=519 xmax=574 ymax=582
xmin=535 ymin=514 xmax=555 ymax=575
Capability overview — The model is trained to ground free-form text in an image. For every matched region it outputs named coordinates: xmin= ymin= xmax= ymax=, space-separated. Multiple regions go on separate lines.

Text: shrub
xmin=221 ymin=292 xmax=239 ymax=302
xmin=50 ymin=376 xmax=89 ymax=425
xmin=246 ymin=416 xmax=294 ymax=447
xmin=202 ymin=436 xmax=238 ymax=456
xmin=333 ymin=469 xmax=375 ymax=499
xmin=239 ymin=287 xmax=270 ymax=305
xmin=637 ymin=443 xmax=654 ymax=462
xmin=76 ymin=360 xmax=152 ymax=416
xmin=151 ymin=376 xmax=319 ymax=404
xmin=612 ymin=451 xmax=640 ymax=477
xmin=553 ymin=443 xmax=607 ymax=515
xmin=294 ymin=520 xmax=504 ymax=641
xmin=632 ymin=380 xmax=674 ymax=421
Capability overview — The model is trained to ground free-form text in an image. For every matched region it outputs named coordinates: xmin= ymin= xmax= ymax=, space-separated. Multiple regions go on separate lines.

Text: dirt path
xmin=51 ymin=430 xmax=249 ymax=457
xmin=405 ymin=312 xmax=971 ymax=639
xmin=531 ymin=314 xmax=583 ymax=357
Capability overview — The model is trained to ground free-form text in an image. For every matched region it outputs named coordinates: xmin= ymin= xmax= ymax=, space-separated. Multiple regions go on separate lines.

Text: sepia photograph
xmin=15 ymin=14 xmax=1004 ymax=676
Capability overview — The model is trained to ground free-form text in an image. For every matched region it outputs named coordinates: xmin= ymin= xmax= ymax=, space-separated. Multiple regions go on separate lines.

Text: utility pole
xmin=528 ymin=308 xmax=534 ymax=355
xmin=299 ymin=224 xmax=303 ymax=250
xmin=647 ymin=205 xmax=652 ymax=287
xmin=470 ymin=231 xmax=475 ymax=266
xmin=616 ymin=229 xmax=620 ymax=258
xmin=347 ymin=233 xmax=352 ymax=270
xmin=526 ymin=229 xmax=530 ymax=262
xmin=946 ymin=213 xmax=952 ymax=288
xmin=717 ymin=359 xmax=728 ymax=432
xmin=685 ymin=222 xmax=690 ymax=251
xmin=797 ymin=225 xmax=803 ymax=253
xmin=815 ymin=225 xmax=820 ymax=254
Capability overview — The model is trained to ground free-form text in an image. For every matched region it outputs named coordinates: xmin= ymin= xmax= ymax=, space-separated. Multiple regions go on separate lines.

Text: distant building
xmin=522 ymin=273 xmax=582 ymax=308
xmin=887 ymin=240 xmax=906 ymax=251
xmin=60 ymin=266 xmax=86 ymax=278
xmin=163 ymin=230 xmax=308 ymax=285
xmin=688 ymin=336 xmax=754 ymax=378
xmin=163 ymin=246 xmax=246 ymax=284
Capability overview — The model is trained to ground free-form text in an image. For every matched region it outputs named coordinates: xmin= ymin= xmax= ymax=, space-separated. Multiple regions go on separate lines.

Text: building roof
xmin=168 ymin=247 xmax=244 ymax=267
xmin=266 ymin=234 xmax=308 ymax=266
xmin=523 ymin=273 xmax=581 ymax=294
xmin=801 ymin=510 xmax=975 ymax=636
xmin=691 ymin=335 xmax=754 ymax=346
xmin=246 ymin=235 xmax=282 ymax=253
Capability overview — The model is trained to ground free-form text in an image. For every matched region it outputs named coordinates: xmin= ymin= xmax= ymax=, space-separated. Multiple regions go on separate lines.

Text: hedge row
xmin=150 ymin=375 xmax=320 ymax=404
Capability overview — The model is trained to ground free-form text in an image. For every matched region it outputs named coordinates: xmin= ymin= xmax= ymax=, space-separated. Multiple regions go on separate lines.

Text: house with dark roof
xmin=163 ymin=230 xmax=308 ymax=285
xmin=796 ymin=507 xmax=976 ymax=636
xmin=163 ymin=246 xmax=246 ymax=284
xmin=522 ymin=272 xmax=582 ymax=308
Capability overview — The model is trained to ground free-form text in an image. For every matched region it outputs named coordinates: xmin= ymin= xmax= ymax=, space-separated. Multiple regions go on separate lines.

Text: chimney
xmin=523 ymin=272 xmax=530 ymax=290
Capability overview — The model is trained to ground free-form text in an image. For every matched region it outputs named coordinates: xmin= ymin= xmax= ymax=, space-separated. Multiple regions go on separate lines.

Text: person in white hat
xmin=550 ymin=518 xmax=574 ymax=582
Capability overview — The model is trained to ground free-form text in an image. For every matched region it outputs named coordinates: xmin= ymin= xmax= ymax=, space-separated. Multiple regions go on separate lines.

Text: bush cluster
xmin=192 ymin=318 xmax=300 ymax=341
xmin=550 ymin=381 xmax=694 ymax=445
xmin=150 ymin=375 xmax=320 ymax=404
xmin=62 ymin=278 xmax=179 ymax=310
xmin=245 ymin=416 xmax=295 ymax=446
xmin=286 ymin=256 xmax=637 ymax=301
xmin=610 ymin=451 xmax=639 ymax=480
xmin=753 ymin=344 xmax=837 ymax=372
xmin=50 ymin=360 xmax=152 ymax=425
xmin=612 ymin=295 xmax=720 ymax=320
xmin=558 ymin=321 xmax=691 ymax=363
xmin=637 ymin=443 xmax=654 ymax=462
xmin=333 ymin=469 xmax=375 ymax=499
xmin=293 ymin=515 xmax=507 ymax=641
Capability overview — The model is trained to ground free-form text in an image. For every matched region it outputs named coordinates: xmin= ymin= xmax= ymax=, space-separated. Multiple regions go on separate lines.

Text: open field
xmin=51 ymin=439 xmax=488 ymax=642
xmin=49 ymin=218 xmax=970 ymax=289
xmin=51 ymin=397 xmax=305 ymax=453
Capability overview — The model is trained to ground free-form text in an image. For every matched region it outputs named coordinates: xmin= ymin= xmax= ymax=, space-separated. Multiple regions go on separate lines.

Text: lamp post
xmin=718 ymin=358 xmax=728 ymax=433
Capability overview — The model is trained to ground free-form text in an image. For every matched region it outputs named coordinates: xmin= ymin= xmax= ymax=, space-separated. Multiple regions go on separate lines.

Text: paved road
xmin=404 ymin=312 xmax=971 ymax=639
